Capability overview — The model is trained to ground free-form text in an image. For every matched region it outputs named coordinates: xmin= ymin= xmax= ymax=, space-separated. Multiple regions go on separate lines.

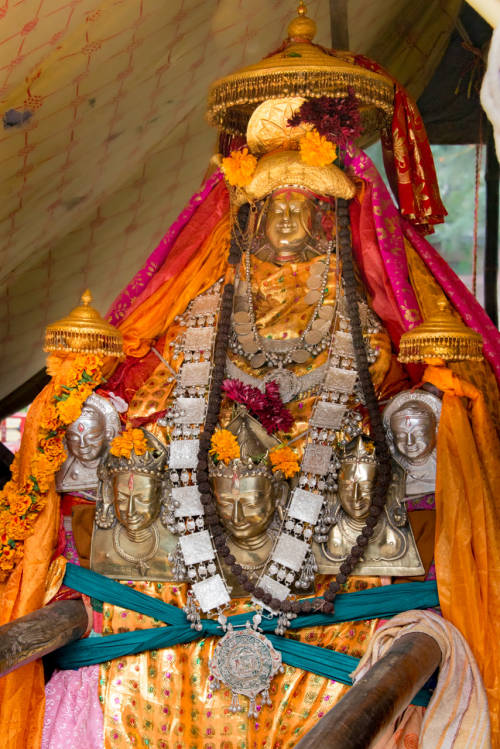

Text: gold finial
xmin=44 ymin=289 xmax=124 ymax=358
xmin=398 ymin=300 xmax=483 ymax=364
xmin=288 ymin=1 xmax=316 ymax=40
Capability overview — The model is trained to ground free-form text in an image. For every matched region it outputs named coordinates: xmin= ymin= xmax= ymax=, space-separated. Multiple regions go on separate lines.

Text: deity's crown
xmin=104 ymin=429 xmax=168 ymax=479
xmin=209 ymin=406 xmax=281 ymax=480
xmin=341 ymin=435 xmax=378 ymax=466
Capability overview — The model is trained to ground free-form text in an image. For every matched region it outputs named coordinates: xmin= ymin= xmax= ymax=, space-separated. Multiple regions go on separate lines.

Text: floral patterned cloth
xmin=42 ymin=666 xmax=104 ymax=749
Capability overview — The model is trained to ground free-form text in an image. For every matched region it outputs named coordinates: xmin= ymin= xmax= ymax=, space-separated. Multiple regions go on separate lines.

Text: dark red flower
xmin=222 ymin=379 xmax=293 ymax=434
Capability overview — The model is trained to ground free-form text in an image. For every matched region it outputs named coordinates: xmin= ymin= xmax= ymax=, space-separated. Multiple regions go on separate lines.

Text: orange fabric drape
xmin=0 ymin=385 xmax=61 ymax=749
xmin=425 ymin=365 xmax=500 ymax=745
xmin=118 ymin=213 xmax=230 ymax=357
xmin=0 ymin=353 xmax=115 ymax=749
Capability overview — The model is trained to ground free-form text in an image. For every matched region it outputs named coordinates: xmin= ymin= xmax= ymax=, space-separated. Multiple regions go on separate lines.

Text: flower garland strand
xmin=0 ymin=354 xmax=104 ymax=580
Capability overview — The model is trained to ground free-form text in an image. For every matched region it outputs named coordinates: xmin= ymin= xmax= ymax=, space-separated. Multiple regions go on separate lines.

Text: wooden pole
xmin=0 ymin=599 xmax=89 ymax=678
xmin=329 ymin=0 xmax=349 ymax=50
xmin=294 ymin=632 xmax=442 ymax=749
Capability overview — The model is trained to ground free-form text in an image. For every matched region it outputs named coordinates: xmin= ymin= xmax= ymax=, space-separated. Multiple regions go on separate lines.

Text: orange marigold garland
xmin=299 ymin=129 xmax=337 ymax=167
xmin=269 ymin=444 xmax=300 ymax=478
xmin=209 ymin=429 xmax=241 ymax=465
xmin=221 ymin=148 xmax=257 ymax=187
xmin=110 ymin=428 xmax=148 ymax=458
xmin=0 ymin=354 xmax=104 ymax=580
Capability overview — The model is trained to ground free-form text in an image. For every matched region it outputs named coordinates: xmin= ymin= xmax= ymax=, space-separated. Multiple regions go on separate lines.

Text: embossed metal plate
xmin=302 ymin=443 xmax=333 ymax=475
xmin=258 ymin=574 xmax=290 ymax=602
xmin=192 ymin=573 xmax=230 ymax=612
xmin=190 ymin=295 xmax=219 ymax=316
xmin=272 ymin=534 xmax=308 ymax=571
xmin=333 ymin=331 xmax=355 ymax=358
xmin=310 ymin=401 xmax=346 ymax=429
xmin=172 ymin=485 xmax=204 ymax=517
xmin=184 ymin=326 xmax=214 ymax=351
xmin=180 ymin=361 xmax=211 ymax=387
xmin=169 ymin=439 xmax=200 ymax=469
xmin=288 ymin=488 xmax=324 ymax=524
xmin=210 ymin=628 xmax=282 ymax=700
xmin=175 ymin=397 xmax=206 ymax=425
xmin=179 ymin=530 xmax=215 ymax=565
xmin=324 ymin=366 xmax=358 ymax=393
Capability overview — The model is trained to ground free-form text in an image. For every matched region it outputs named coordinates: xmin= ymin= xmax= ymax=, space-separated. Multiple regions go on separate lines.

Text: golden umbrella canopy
xmin=206 ymin=2 xmax=394 ymax=140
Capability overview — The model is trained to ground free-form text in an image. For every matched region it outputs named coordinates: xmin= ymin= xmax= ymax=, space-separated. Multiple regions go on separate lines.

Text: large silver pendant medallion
xmin=209 ymin=621 xmax=283 ymax=716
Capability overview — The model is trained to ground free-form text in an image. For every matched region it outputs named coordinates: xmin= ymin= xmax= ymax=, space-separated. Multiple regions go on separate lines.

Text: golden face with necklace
xmin=264 ymin=190 xmax=314 ymax=264
xmin=253 ymin=190 xmax=325 ymax=266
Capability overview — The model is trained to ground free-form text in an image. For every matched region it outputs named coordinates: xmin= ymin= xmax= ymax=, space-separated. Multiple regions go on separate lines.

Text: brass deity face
xmin=113 ymin=472 xmax=161 ymax=532
xmin=338 ymin=462 xmax=377 ymax=520
xmin=213 ymin=475 xmax=275 ymax=542
xmin=264 ymin=190 xmax=313 ymax=259
xmin=390 ymin=404 xmax=436 ymax=464
xmin=66 ymin=407 xmax=107 ymax=463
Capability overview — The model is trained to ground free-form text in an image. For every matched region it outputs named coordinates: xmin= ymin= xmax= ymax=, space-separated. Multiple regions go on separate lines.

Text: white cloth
xmin=481 ymin=24 xmax=500 ymax=162
xmin=352 ymin=609 xmax=491 ymax=748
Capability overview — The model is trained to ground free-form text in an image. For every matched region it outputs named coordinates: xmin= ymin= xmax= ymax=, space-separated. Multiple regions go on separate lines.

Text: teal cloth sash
xmin=56 ymin=563 xmax=440 ymax=707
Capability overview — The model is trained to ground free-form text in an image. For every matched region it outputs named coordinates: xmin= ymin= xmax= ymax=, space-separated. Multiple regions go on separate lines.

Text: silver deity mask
xmin=56 ymin=393 xmax=121 ymax=493
xmin=383 ymin=390 xmax=441 ymax=469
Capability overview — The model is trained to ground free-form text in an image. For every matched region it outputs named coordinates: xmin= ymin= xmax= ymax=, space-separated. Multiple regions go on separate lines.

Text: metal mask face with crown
xmin=91 ymin=430 xmax=179 ymax=580
xmin=210 ymin=407 xmax=288 ymax=590
xmin=314 ymin=435 xmax=424 ymax=577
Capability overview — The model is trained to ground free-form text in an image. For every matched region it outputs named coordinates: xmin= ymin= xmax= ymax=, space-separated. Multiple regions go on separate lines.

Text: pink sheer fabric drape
xmin=344 ymin=145 xmax=500 ymax=385
xmin=42 ymin=666 xmax=103 ymax=749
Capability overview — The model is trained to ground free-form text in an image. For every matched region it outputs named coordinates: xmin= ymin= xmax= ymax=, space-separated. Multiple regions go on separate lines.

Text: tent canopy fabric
xmin=0 ymin=0 xmax=464 ymax=401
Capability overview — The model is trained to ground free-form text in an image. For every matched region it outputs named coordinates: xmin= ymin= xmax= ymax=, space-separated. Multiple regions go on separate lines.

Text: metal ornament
xmin=209 ymin=617 xmax=284 ymax=717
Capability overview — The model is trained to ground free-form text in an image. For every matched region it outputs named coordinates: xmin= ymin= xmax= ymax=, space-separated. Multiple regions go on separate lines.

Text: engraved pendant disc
xmin=250 ymin=352 xmax=267 ymax=369
xmin=306 ymin=275 xmax=322 ymax=290
xmin=304 ymin=290 xmax=321 ymax=306
xmin=209 ymin=628 xmax=282 ymax=702
xmin=304 ymin=329 xmax=322 ymax=345
xmin=291 ymin=349 xmax=310 ymax=363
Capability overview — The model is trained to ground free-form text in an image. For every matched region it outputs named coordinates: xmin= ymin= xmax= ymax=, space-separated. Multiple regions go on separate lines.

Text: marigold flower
xmin=299 ymin=129 xmax=337 ymax=167
xmin=209 ymin=429 xmax=240 ymax=465
xmin=110 ymin=428 xmax=148 ymax=459
xmin=221 ymin=148 xmax=257 ymax=188
xmin=56 ymin=392 xmax=83 ymax=425
xmin=269 ymin=445 xmax=300 ymax=478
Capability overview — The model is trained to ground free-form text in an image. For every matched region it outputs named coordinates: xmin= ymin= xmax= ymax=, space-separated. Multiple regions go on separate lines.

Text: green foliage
xmin=365 ymin=142 xmax=485 ymax=277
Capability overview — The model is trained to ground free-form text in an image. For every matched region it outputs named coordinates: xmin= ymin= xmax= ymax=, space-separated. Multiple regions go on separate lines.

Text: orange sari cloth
xmin=0 ymin=354 xmax=117 ymax=749
xmin=424 ymin=365 xmax=500 ymax=745
xmin=0 ymin=385 xmax=61 ymax=749
xmin=98 ymin=578 xmax=380 ymax=749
